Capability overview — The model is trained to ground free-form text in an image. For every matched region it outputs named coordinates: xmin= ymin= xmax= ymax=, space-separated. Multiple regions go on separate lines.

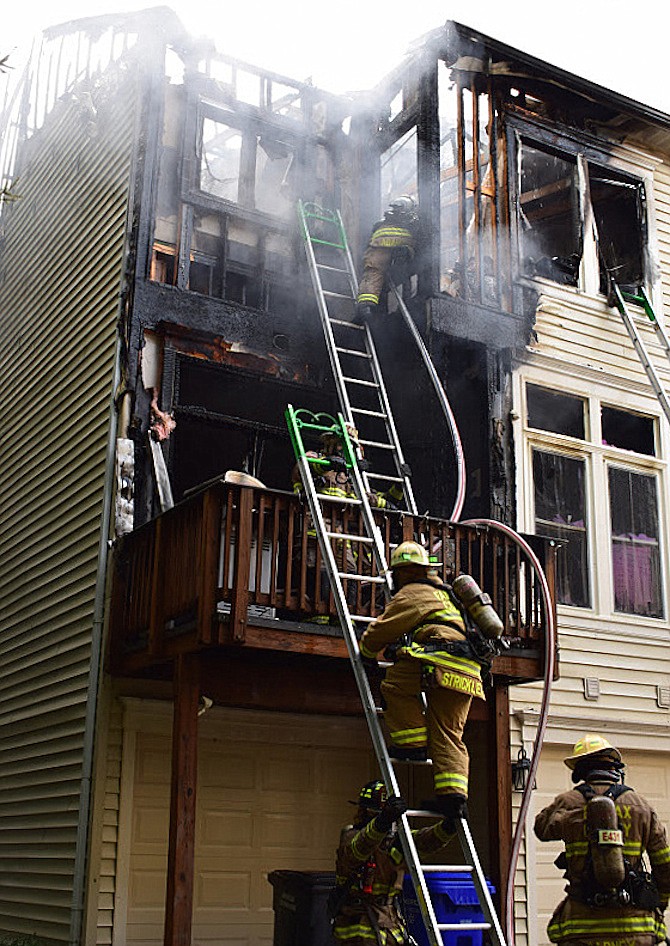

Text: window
xmin=199 ymin=114 xmax=295 ymax=218
xmin=609 ymin=467 xmax=662 ymax=617
xmin=523 ymin=381 xmax=664 ymax=619
xmin=518 ymin=138 xmax=646 ymax=297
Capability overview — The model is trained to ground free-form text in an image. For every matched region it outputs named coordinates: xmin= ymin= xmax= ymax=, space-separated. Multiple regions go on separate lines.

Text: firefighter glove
xmin=325 ymin=455 xmax=349 ymax=474
xmin=376 ymin=795 xmax=408 ymax=831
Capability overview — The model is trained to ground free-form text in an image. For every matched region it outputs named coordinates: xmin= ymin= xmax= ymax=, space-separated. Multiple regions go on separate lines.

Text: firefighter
xmin=535 ymin=733 xmax=670 ymax=946
xmin=331 ymin=780 xmax=456 ymax=946
xmin=291 ymin=426 xmax=401 ymax=620
xmin=355 ymin=195 xmax=418 ymax=322
xmin=358 ymin=541 xmax=484 ymax=820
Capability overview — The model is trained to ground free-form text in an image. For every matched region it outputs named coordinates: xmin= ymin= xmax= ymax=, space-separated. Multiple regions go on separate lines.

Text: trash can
xmin=268 ymin=870 xmax=336 ymax=946
xmin=402 ymin=871 xmax=496 ymax=946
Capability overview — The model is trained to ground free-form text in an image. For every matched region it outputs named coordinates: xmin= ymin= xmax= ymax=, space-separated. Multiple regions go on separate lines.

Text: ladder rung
xmin=350 ymin=614 xmax=376 ymax=623
xmin=351 ymin=407 xmax=387 ymax=419
xmin=317 ymin=495 xmax=361 ymax=505
xmin=343 ymin=376 xmax=379 ymax=388
xmin=359 ymin=439 xmax=395 ymax=451
xmin=338 ymin=573 xmax=387 ymax=583
xmin=309 ymin=237 xmax=345 ymax=249
xmin=419 ymin=864 xmax=473 ymax=872
xmin=330 ymin=318 xmax=364 ymax=330
xmin=325 ymin=531 xmax=373 ymax=543
xmin=335 ymin=347 xmax=371 ymax=358
xmin=439 ymin=924 xmax=491 ymax=932
xmin=316 ymin=263 xmax=350 ymax=275
xmin=323 ymin=290 xmax=353 ymax=300
xmin=365 ymin=472 xmax=403 ymax=483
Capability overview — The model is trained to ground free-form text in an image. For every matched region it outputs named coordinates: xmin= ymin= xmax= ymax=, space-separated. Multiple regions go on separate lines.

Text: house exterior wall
xmin=510 ymin=143 xmax=670 ymax=946
xmin=0 ymin=60 xmax=139 ymax=941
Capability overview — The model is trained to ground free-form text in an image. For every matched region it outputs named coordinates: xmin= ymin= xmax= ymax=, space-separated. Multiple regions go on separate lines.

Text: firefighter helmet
xmin=356 ymin=780 xmax=388 ymax=812
xmin=389 ymin=195 xmax=417 ymax=216
xmin=564 ymin=734 xmax=622 ymax=771
xmin=389 ymin=541 xmax=441 ymax=569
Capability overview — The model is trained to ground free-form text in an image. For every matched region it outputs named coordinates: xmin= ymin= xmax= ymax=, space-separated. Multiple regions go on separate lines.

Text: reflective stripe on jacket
xmin=359 ymin=579 xmax=484 ymax=700
xmin=369 ymin=224 xmax=414 ymax=250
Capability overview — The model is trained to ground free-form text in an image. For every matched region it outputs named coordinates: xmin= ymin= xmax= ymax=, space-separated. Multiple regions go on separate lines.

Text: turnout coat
xmin=535 ymin=781 xmax=670 ymax=946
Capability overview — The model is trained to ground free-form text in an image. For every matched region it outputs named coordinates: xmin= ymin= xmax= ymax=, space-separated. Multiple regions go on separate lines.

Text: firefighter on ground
xmin=358 ymin=541 xmax=485 ymax=820
xmin=355 ymin=195 xmax=418 ymax=322
xmin=331 ymin=780 xmax=456 ymax=946
xmin=535 ymin=733 xmax=670 ymax=946
xmin=291 ymin=424 xmax=402 ymax=620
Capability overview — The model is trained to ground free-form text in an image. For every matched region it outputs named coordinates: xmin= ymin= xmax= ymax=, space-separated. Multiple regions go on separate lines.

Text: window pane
xmin=609 ymin=467 xmax=662 ymax=617
xmin=520 ymin=141 xmax=581 ymax=285
xmin=527 ymin=384 xmax=585 ymax=438
xmin=601 ymin=406 xmax=655 ymax=456
xmin=533 ymin=450 xmax=590 ymax=607
xmin=200 ymin=118 xmax=242 ymax=202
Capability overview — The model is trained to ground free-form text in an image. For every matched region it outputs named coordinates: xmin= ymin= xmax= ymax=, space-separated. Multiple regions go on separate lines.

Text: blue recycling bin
xmin=403 ymin=872 xmax=496 ymax=946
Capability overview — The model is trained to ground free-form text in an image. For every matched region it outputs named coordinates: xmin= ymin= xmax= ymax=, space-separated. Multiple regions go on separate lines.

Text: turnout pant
xmin=357 ymin=246 xmax=393 ymax=306
xmin=381 ymin=657 xmax=472 ymax=797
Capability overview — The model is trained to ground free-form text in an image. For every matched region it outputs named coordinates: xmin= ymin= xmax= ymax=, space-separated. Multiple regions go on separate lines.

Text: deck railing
xmin=109 ymin=482 xmax=555 ymax=671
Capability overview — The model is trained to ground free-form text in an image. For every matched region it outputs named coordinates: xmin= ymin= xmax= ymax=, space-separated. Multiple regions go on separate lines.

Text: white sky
xmin=3 ymin=0 xmax=670 ymax=114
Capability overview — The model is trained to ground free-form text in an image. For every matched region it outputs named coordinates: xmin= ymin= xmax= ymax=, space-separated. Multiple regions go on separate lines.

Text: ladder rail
xmin=286 ymin=407 xmax=443 ymax=946
xmin=612 ymin=284 xmax=670 ymax=427
xmin=622 ymin=285 xmax=670 ymax=364
xmin=298 ymin=201 xmax=417 ymax=514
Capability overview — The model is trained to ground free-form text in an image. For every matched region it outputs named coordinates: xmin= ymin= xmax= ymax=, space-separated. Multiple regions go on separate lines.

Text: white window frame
xmin=515 ymin=370 xmax=669 ymax=631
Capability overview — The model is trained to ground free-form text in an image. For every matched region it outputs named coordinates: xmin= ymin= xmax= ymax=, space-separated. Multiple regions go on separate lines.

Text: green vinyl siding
xmin=0 ymin=60 xmax=139 ymax=943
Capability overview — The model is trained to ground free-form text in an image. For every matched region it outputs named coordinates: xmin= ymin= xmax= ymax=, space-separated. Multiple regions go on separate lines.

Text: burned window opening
xmin=518 ymin=136 xmax=647 ymax=296
xmin=439 ymin=68 xmax=508 ymax=309
xmin=169 ymin=357 xmax=337 ymax=499
xmin=519 ymin=142 xmax=581 ymax=286
xmin=199 ymin=111 xmax=297 ymax=219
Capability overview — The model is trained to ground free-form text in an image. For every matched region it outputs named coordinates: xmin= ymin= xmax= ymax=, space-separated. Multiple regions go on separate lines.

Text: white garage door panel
xmin=121 ymin=706 xmax=373 ymax=946
xmin=531 ymin=745 xmax=670 ymax=946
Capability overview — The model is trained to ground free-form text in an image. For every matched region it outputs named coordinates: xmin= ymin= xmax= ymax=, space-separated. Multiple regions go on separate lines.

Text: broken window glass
xmin=608 ymin=466 xmax=662 ymax=617
xmin=527 ymin=384 xmax=585 ymax=439
xmin=201 ymin=118 xmax=243 ymax=203
xmin=589 ymin=165 xmax=645 ymax=295
xmin=533 ymin=449 xmax=590 ymax=607
xmin=255 ymin=136 xmax=293 ymax=217
xmin=519 ymin=141 xmax=581 ymax=285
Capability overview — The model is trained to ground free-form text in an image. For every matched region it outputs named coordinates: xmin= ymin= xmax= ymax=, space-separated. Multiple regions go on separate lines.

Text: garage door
xmin=119 ymin=702 xmax=375 ymax=946
xmin=529 ymin=745 xmax=670 ymax=946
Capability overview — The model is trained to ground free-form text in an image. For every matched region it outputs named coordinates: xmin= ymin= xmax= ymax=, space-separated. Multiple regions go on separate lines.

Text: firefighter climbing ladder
xmin=609 ymin=282 xmax=670 ymax=426
xmin=285 ymin=406 xmax=507 ymax=946
xmin=297 ymin=200 xmax=418 ymax=516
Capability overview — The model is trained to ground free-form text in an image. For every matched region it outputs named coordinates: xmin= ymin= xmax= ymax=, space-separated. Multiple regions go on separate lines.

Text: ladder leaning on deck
xmin=285 ymin=406 xmax=507 ymax=946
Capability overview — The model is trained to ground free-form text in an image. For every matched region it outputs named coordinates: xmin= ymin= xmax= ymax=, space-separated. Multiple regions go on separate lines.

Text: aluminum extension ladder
xmin=285 ymin=405 xmax=507 ymax=946
xmin=297 ymin=200 xmax=418 ymax=515
xmin=609 ymin=283 xmax=670 ymax=427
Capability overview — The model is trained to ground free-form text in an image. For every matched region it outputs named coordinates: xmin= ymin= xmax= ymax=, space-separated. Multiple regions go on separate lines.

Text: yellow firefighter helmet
xmin=564 ymin=733 xmax=622 ymax=771
xmin=389 ymin=541 xmax=441 ymax=570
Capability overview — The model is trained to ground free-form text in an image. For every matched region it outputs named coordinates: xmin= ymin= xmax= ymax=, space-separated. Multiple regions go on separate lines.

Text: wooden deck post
xmin=488 ymin=684 xmax=512 ymax=925
xmin=164 ymin=653 xmax=200 ymax=946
